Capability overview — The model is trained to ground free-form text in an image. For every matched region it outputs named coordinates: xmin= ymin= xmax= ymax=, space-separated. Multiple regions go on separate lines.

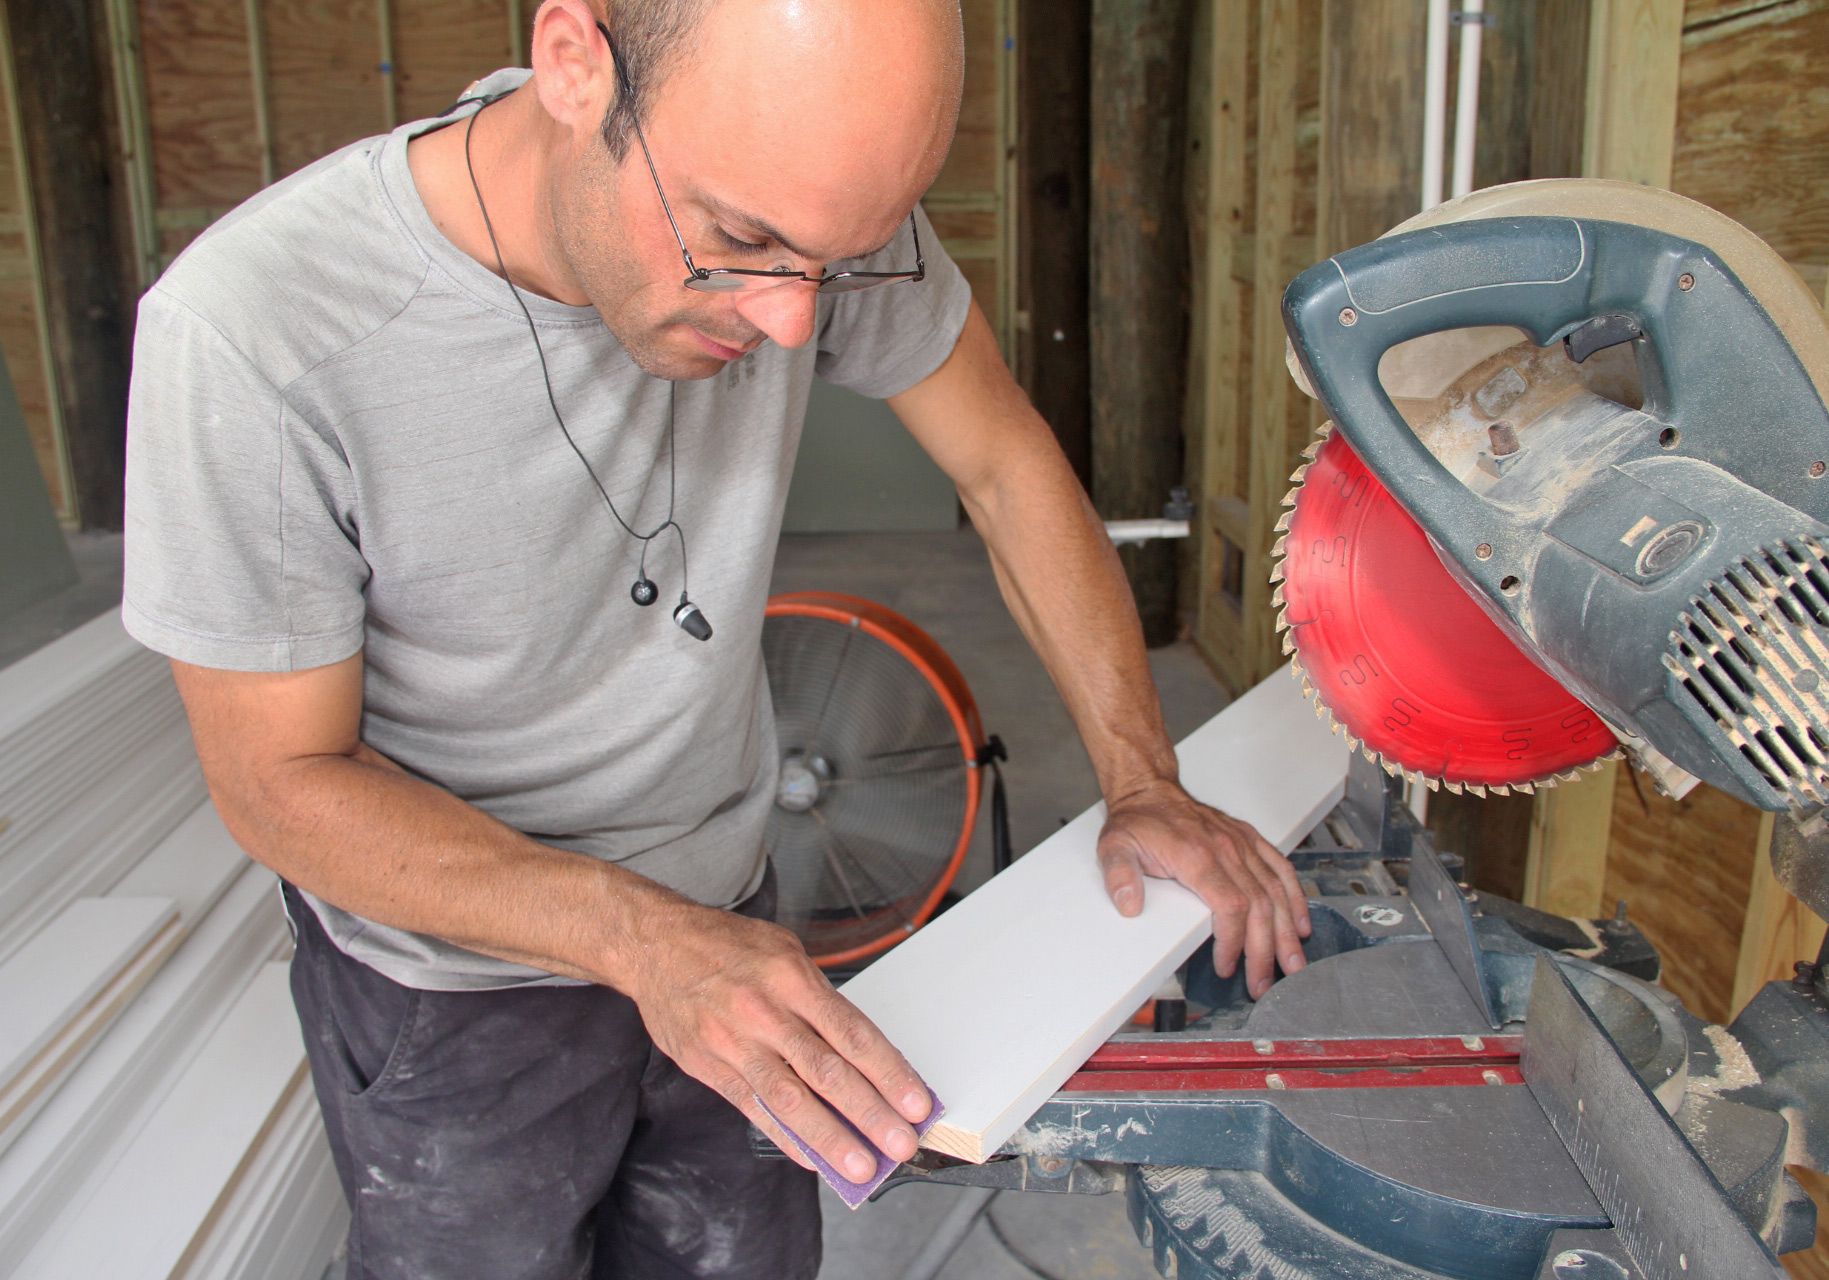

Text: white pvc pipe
xmin=1451 ymin=0 xmax=1485 ymax=199
xmin=1421 ymin=0 xmax=1451 ymax=210
xmin=1104 ymin=519 xmax=1191 ymax=547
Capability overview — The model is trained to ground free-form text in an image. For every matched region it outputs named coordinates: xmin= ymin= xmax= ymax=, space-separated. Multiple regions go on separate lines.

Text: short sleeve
xmin=122 ymin=288 xmax=369 ymax=672
xmin=814 ymin=203 xmax=973 ymax=400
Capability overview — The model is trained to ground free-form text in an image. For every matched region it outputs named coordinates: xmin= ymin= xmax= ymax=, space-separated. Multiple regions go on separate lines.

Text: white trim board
xmin=839 ymin=670 xmax=1349 ymax=1163
xmin=176 ymin=1074 xmax=348 ymax=1280
xmin=114 ymin=802 xmax=249 ymax=929
xmin=16 ymin=962 xmax=306 ymax=1280
xmin=0 ymin=901 xmax=182 ymax=1155
xmin=0 ymin=897 xmax=178 ymax=1088
xmin=0 ymin=610 xmax=148 ymax=738
xmin=0 ymin=866 xmax=289 ymax=1261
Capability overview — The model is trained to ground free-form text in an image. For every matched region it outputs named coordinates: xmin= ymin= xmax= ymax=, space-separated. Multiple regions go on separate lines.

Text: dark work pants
xmin=282 ymin=878 xmax=820 ymax=1280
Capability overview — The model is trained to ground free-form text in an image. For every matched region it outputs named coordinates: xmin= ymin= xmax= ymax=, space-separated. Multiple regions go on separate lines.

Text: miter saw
xmin=868 ymin=181 xmax=1829 ymax=1280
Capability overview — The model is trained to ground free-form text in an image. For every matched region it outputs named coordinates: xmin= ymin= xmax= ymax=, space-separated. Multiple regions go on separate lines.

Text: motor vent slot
xmin=1663 ymin=538 xmax=1829 ymax=808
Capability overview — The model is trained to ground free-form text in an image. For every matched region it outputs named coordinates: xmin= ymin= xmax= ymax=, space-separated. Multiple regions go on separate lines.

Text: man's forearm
xmin=221 ymin=745 xmax=690 ymax=990
xmin=964 ymin=450 xmax=1180 ymax=803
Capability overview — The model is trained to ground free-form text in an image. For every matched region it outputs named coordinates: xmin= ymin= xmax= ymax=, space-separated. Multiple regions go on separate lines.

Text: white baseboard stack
xmin=0 ymin=612 xmax=346 ymax=1280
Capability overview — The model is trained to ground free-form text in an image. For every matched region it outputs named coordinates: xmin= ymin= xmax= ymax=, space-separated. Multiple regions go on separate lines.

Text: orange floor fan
xmin=761 ymin=592 xmax=1007 ymax=971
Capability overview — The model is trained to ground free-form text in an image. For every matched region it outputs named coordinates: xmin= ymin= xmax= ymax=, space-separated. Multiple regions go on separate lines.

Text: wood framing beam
xmin=3 ymin=0 xmax=136 ymax=531
xmin=1015 ymin=0 xmax=1092 ymax=487
xmin=1520 ymin=0 xmax=1682 ymax=917
xmin=1240 ymin=0 xmax=1306 ymax=682
xmin=1524 ymin=768 xmax=1617 ymax=919
xmin=1315 ymin=0 xmax=1427 ymax=260
xmin=1191 ymin=0 xmax=1255 ymax=694
xmin=1733 ymin=814 xmax=1829 ymax=1014
xmin=1089 ymin=0 xmax=1196 ymax=646
xmin=841 ymin=669 xmax=1350 ymax=1164
xmin=1583 ymin=0 xmax=1684 ymax=186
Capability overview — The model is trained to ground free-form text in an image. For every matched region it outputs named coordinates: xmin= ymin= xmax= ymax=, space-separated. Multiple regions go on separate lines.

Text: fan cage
xmin=764 ymin=593 xmax=985 ymax=968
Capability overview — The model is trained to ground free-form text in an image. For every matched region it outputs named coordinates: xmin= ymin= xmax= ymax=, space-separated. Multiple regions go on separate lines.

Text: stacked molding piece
xmin=0 ymin=612 xmax=346 ymax=1280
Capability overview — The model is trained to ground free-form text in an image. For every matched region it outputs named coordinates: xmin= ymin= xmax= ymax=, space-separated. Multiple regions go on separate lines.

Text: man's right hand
xmin=170 ymin=652 xmax=931 ymax=1178
xmin=623 ymin=900 xmax=933 ymax=1181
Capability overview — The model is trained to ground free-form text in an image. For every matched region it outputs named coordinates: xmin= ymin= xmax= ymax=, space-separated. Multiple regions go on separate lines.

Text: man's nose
xmin=733 ymin=283 xmax=818 ymax=351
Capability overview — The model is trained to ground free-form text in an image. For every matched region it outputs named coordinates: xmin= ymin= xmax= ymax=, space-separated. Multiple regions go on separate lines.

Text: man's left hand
xmin=1096 ymin=781 xmax=1312 ymax=999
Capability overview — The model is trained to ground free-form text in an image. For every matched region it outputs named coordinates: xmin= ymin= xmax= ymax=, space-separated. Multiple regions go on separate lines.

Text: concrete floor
xmin=1 ymin=527 xmax=1220 ymax=1280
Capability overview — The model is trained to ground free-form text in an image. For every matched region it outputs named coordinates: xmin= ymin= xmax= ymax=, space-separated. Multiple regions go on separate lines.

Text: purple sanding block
xmin=758 ymin=1086 xmax=946 ymax=1210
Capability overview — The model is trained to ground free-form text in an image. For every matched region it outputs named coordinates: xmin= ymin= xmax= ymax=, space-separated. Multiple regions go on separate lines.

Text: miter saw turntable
xmin=875 ymin=181 xmax=1829 ymax=1279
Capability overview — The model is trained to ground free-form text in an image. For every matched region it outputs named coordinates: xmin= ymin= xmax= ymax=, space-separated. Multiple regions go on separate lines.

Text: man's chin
xmin=619 ymin=327 xmax=756 ymax=382
xmin=621 ymin=339 xmax=735 ymax=382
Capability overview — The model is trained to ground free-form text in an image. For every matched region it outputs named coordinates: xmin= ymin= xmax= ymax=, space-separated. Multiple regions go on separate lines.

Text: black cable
xmin=462 ymin=101 xmax=692 ymax=604
xmin=983 ymin=1203 xmax=1068 ymax=1280
xmin=977 ymin=735 xmax=1012 ymax=874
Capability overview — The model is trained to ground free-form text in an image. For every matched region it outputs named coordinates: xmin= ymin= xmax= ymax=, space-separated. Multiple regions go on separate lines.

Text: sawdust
xmin=1687 ymin=1024 xmax=1762 ymax=1100
xmin=1562 ymin=917 xmax=1606 ymax=961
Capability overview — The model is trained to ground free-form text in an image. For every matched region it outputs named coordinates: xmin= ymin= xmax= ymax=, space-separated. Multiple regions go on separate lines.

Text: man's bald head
xmin=598 ymin=0 xmax=964 ymax=178
xmin=516 ymin=0 xmax=965 ymax=378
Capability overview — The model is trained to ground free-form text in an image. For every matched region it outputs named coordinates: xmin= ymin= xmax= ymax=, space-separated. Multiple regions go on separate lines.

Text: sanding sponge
xmin=760 ymin=1087 xmax=946 ymax=1209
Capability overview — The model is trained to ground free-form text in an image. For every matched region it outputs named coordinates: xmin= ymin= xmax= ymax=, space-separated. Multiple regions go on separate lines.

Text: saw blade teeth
xmin=1270 ymin=584 xmax=1285 ymax=609
xmin=1281 ymin=633 xmax=1295 ymax=655
xmin=1489 ymin=784 xmax=1508 ymax=797
xmin=1275 ymin=605 xmax=1290 ymax=634
xmin=1514 ymin=781 xmax=1535 ymax=795
xmin=1268 ymin=563 xmax=1284 ymax=585
xmin=1444 ymin=780 xmax=1463 ymax=795
xmin=1466 ymin=783 xmax=1486 ymax=798
xmin=1273 ymin=510 xmax=1293 ymax=533
xmin=1272 ymin=534 xmax=1288 ymax=560
xmin=1300 ymin=439 xmax=1323 ymax=462
xmin=1280 ymin=485 xmax=1301 ymax=509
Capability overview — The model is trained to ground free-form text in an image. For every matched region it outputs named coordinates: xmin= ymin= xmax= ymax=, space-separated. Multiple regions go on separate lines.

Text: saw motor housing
xmin=1282 ymin=187 xmax=1829 ymax=813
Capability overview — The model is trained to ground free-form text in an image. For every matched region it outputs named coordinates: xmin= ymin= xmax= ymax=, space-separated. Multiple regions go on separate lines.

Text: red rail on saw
xmin=1061 ymin=1035 xmax=1526 ymax=1093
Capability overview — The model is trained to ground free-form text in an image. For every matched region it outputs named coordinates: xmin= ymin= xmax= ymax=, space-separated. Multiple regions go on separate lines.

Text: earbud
xmin=673 ymin=599 xmax=713 ymax=642
xmin=630 ymin=577 xmax=658 ymax=607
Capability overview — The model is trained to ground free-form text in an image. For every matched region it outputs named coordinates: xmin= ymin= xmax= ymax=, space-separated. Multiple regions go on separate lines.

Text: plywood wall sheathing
xmin=1673 ymin=0 xmax=1829 ymax=302
xmin=390 ymin=0 xmax=515 ymax=120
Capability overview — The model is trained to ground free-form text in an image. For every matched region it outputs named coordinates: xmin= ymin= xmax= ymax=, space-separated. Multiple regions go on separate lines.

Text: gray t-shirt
xmin=122 ymin=74 xmax=972 ymax=990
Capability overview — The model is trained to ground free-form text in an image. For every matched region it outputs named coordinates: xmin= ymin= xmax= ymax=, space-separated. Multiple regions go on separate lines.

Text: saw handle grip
xmin=1280 ymin=216 xmax=1688 ymax=583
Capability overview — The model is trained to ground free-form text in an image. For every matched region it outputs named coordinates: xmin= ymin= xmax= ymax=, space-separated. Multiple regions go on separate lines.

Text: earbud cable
xmin=463 ymin=101 xmax=692 ymax=604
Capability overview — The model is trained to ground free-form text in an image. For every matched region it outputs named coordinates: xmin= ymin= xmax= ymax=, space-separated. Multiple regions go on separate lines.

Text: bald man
xmin=122 ymin=1 xmax=1310 ymax=1276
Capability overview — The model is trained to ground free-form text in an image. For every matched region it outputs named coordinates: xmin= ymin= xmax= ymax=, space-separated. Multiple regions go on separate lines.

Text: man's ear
xmin=529 ymin=0 xmax=615 ymax=135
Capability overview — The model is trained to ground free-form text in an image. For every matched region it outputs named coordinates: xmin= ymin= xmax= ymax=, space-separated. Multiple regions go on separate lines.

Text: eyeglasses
xmin=595 ymin=21 xmax=926 ymax=294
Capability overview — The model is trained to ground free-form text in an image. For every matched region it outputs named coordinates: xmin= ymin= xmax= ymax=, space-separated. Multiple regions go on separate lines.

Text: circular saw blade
xmin=1275 ymin=427 xmax=1618 ymax=793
